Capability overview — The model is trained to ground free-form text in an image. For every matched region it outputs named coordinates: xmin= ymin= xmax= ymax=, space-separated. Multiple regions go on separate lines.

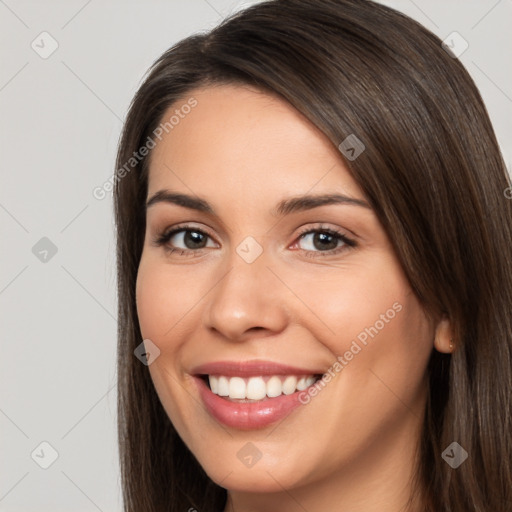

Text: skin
xmin=136 ymin=84 xmax=452 ymax=512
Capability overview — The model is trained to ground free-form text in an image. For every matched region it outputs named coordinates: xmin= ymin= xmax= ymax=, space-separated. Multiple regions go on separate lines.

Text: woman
xmin=114 ymin=0 xmax=512 ymax=510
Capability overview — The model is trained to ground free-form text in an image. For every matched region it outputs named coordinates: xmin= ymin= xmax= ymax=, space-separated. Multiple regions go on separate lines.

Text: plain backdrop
xmin=0 ymin=1 xmax=510 ymax=510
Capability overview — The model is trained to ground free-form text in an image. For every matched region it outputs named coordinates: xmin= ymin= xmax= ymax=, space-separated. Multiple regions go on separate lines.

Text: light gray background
xmin=0 ymin=1 xmax=510 ymax=510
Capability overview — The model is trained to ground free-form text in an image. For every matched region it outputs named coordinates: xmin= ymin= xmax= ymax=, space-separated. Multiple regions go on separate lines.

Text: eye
xmin=153 ymin=224 xmax=356 ymax=257
xmin=154 ymin=226 xmax=217 ymax=251
xmin=169 ymin=229 xmax=216 ymax=250
xmin=293 ymin=226 xmax=356 ymax=255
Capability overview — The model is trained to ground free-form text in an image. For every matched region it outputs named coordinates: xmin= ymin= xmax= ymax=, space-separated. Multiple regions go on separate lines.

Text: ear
xmin=433 ymin=316 xmax=455 ymax=354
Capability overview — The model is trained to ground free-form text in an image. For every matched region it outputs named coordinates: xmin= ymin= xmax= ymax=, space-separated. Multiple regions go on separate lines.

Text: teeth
xmin=247 ymin=377 xmax=267 ymax=400
xmin=210 ymin=375 xmax=219 ymax=394
xmin=217 ymin=376 xmax=229 ymax=397
xmin=207 ymin=375 xmax=317 ymax=400
xmin=266 ymin=376 xmax=282 ymax=398
xmin=296 ymin=376 xmax=309 ymax=391
xmin=229 ymin=377 xmax=246 ymax=399
xmin=282 ymin=376 xmax=297 ymax=395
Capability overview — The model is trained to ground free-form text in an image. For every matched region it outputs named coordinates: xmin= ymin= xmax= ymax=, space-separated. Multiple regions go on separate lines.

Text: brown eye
xmin=178 ymin=230 xmax=208 ymax=249
xmin=156 ymin=228 xmax=217 ymax=251
xmin=298 ymin=230 xmax=353 ymax=252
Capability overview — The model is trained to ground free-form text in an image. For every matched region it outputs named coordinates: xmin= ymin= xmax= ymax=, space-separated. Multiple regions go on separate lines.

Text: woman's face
xmin=136 ymin=84 xmax=435 ymax=500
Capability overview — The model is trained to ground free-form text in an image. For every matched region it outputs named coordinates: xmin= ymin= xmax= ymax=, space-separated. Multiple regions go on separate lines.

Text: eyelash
xmin=152 ymin=223 xmax=357 ymax=258
xmin=295 ymin=225 xmax=356 ymax=256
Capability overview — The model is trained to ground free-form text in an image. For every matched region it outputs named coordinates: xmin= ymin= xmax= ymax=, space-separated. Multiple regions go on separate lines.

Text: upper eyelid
xmin=295 ymin=227 xmax=356 ymax=248
xmin=162 ymin=224 xmax=220 ymax=245
xmin=162 ymin=222 xmax=215 ymax=236
xmin=162 ymin=223 xmax=347 ymax=237
xmin=297 ymin=225 xmax=350 ymax=237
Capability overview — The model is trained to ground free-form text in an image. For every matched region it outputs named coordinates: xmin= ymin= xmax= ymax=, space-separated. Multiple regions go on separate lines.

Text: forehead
xmin=147 ymin=84 xmax=362 ymax=203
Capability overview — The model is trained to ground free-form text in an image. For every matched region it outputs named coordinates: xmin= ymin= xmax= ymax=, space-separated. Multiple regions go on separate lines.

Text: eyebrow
xmin=272 ymin=193 xmax=371 ymax=215
xmin=146 ymin=190 xmax=213 ymax=213
xmin=145 ymin=190 xmax=371 ymax=215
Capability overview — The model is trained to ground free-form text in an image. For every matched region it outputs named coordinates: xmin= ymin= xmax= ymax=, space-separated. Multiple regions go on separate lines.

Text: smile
xmin=191 ymin=361 xmax=324 ymax=429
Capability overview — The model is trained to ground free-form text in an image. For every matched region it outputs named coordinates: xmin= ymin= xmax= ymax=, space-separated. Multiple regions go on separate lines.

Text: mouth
xmin=191 ymin=361 xmax=326 ymax=430
xmin=198 ymin=374 xmax=323 ymax=402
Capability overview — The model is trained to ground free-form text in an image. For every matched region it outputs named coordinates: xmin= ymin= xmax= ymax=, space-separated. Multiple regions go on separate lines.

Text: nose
xmin=204 ymin=246 xmax=289 ymax=341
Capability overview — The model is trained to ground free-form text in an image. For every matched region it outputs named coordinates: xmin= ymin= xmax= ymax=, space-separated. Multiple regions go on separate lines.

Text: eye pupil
xmin=314 ymin=232 xmax=337 ymax=251
xmin=185 ymin=231 xmax=206 ymax=249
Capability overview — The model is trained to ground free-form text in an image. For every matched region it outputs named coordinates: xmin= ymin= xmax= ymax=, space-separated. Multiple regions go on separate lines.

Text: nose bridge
xmin=205 ymin=237 xmax=287 ymax=340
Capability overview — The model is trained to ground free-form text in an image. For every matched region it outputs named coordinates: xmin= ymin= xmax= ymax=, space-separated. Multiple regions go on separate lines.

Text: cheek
xmin=135 ymin=255 xmax=204 ymax=340
xmin=278 ymin=255 xmax=412 ymax=349
xmin=135 ymin=256 xmax=204 ymax=432
xmin=323 ymin=278 xmax=433 ymax=431
xmin=287 ymin=255 xmax=433 ymax=390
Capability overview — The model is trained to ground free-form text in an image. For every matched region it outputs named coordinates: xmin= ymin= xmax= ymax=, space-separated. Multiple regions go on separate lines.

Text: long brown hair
xmin=114 ymin=1 xmax=512 ymax=510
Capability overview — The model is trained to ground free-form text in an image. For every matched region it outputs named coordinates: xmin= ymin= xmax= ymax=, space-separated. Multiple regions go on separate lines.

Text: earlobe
xmin=434 ymin=316 xmax=455 ymax=353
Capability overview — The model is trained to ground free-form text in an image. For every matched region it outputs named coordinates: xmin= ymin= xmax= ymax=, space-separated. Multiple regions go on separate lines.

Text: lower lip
xmin=194 ymin=376 xmax=308 ymax=430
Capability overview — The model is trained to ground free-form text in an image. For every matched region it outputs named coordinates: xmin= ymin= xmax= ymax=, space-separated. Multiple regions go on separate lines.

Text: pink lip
xmin=191 ymin=360 xmax=322 ymax=377
xmin=194 ymin=376 xmax=308 ymax=430
xmin=191 ymin=360 xmax=323 ymax=430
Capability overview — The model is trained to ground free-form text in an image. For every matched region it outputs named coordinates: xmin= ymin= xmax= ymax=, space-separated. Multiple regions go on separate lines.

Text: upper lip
xmin=191 ymin=360 xmax=324 ymax=377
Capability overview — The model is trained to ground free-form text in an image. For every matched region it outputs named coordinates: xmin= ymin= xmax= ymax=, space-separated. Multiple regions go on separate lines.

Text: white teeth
xmin=266 ymin=376 xmax=282 ymax=398
xmin=229 ymin=377 xmax=246 ymax=399
xmin=207 ymin=374 xmax=317 ymax=400
xmin=282 ymin=376 xmax=297 ymax=395
xmin=296 ymin=376 xmax=309 ymax=391
xmin=247 ymin=377 xmax=267 ymax=400
xmin=307 ymin=376 xmax=316 ymax=386
xmin=209 ymin=375 xmax=219 ymax=394
xmin=217 ymin=376 xmax=229 ymax=397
